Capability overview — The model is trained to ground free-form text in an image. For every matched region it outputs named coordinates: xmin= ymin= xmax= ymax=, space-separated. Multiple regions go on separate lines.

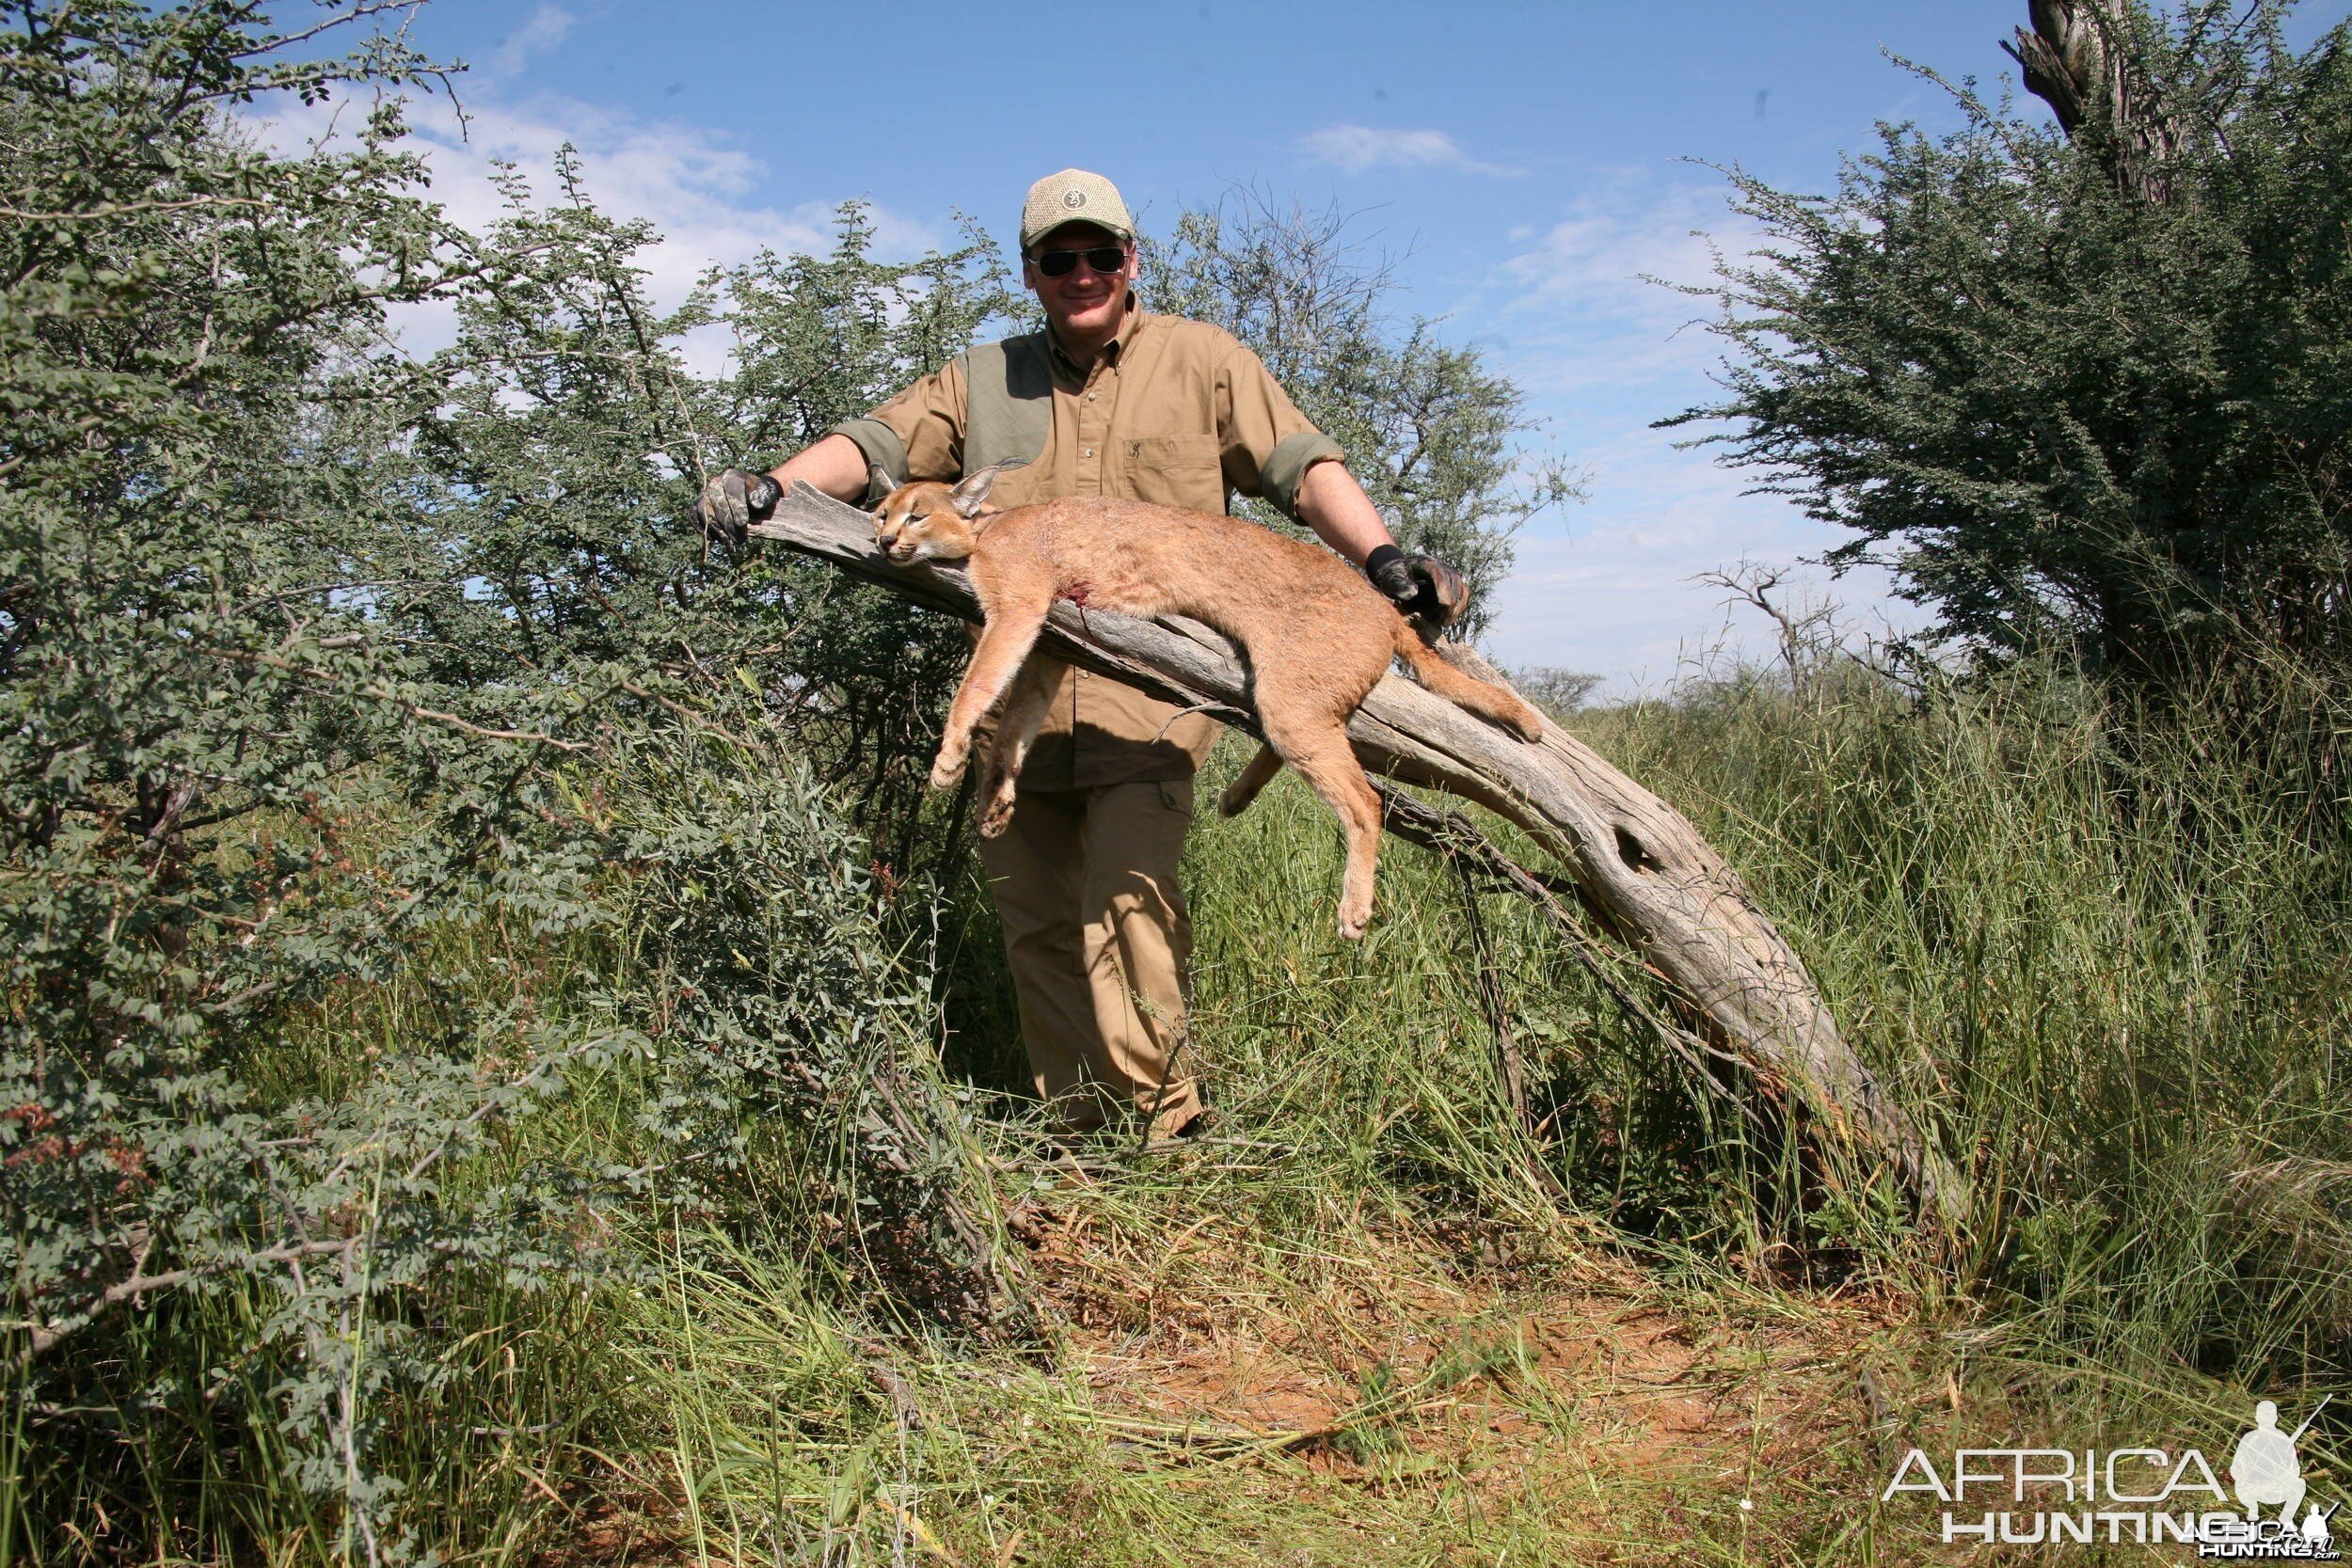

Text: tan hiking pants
xmin=977 ymin=778 xmax=1201 ymax=1136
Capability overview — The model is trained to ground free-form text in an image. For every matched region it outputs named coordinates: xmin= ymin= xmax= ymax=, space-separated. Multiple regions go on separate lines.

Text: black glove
xmin=693 ymin=467 xmax=783 ymax=546
xmin=1365 ymin=544 xmax=1470 ymax=627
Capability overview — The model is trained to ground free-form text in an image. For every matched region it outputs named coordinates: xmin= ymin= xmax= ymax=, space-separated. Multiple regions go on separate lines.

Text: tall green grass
xmin=1581 ymin=660 xmax=2352 ymax=1382
xmin=14 ymin=655 xmax=2352 ymax=1562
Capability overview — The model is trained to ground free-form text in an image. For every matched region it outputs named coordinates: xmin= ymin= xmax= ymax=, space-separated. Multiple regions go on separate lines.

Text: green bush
xmin=1671 ymin=1 xmax=2352 ymax=686
xmin=0 ymin=8 xmax=1009 ymax=1558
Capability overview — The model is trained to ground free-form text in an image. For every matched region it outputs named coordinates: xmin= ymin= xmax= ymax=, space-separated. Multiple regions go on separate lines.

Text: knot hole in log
xmin=1614 ymin=825 xmax=1661 ymax=873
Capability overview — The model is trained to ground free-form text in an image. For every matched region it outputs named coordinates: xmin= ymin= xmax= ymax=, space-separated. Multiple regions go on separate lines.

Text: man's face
xmin=1023 ymin=220 xmax=1135 ymax=341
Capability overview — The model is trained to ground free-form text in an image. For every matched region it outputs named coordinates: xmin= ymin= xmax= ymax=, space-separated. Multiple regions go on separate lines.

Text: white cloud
xmin=488 ymin=4 xmax=576 ymax=77
xmin=1457 ymin=175 xmax=1929 ymax=692
xmin=243 ymin=89 xmax=951 ymax=370
xmin=1488 ymin=178 xmax=1764 ymax=393
xmin=1297 ymin=124 xmax=1516 ymax=178
xmin=1481 ymin=431 xmax=1931 ymax=691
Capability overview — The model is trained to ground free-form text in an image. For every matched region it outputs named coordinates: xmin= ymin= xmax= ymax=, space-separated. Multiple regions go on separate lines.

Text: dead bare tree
xmin=1695 ymin=562 xmax=1840 ymax=697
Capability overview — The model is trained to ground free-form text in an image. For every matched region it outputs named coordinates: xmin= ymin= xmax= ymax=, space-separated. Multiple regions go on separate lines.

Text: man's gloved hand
xmin=1365 ymin=544 xmax=1470 ymax=627
xmin=693 ymin=467 xmax=783 ymax=546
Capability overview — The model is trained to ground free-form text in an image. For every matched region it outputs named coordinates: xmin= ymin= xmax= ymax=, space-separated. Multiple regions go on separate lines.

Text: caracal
xmin=868 ymin=457 xmax=1542 ymax=939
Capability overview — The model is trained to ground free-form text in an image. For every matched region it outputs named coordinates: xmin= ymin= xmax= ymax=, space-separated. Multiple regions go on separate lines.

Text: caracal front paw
xmin=929 ymin=743 xmax=969 ymax=791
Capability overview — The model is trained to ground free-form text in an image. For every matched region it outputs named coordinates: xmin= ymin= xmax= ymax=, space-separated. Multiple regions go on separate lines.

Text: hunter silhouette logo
xmin=1880 ymin=1398 xmax=2340 ymax=1556
xmin=2235 ymin=1402 xmax=2307 ymax=1524
xmin=2225 ymin=1400 xmax=2340 ymax=1559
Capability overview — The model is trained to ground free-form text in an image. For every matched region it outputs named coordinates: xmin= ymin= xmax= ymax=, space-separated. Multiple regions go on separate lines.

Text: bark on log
xmin=749 ymin=483 xmax=1961 ymax=1224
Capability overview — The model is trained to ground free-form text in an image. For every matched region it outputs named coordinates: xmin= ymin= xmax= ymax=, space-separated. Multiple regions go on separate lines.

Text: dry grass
xmin=544 ymin=1152 xmax=1981 ymax=1568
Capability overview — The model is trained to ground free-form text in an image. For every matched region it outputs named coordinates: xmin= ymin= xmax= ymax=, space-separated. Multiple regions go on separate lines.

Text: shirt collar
xmin=1045 ymin=290 xmax=1144 ymax=377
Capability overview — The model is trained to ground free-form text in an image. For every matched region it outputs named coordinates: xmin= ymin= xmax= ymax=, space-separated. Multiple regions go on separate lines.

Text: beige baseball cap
xmin=1019 ymin=168 xmax=1136 ymax=251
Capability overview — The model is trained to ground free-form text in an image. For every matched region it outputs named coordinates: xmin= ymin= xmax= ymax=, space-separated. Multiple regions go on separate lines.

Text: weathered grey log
xmin=750 ymin=483 xmax=1960 ymax=1224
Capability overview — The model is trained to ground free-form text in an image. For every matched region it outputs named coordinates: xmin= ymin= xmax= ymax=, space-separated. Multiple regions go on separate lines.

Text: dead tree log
xmin=750 ymin=483 xmax=1961 ymax=1224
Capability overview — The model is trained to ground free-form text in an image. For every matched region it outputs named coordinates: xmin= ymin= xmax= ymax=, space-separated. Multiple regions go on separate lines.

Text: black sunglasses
xmin=1033 ymin=244 xmax=1128 ymax=277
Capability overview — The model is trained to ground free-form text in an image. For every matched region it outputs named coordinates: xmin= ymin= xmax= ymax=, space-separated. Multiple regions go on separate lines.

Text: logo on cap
xmin=1062 ymin=190 xmax=1087 ymax=209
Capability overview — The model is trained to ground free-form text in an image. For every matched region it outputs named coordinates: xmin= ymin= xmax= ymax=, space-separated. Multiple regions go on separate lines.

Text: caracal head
xmin=870 ymin=457 xmax=1029 ymax=564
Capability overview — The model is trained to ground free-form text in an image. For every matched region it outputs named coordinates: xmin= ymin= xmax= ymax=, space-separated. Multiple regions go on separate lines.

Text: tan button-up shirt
xmin=828 ymin=299 xmax=1344 ymax=790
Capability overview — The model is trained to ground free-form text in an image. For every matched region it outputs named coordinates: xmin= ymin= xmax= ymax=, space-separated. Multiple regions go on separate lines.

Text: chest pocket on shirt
xmin=1123 ymin=433 xmax=1225 ymax=515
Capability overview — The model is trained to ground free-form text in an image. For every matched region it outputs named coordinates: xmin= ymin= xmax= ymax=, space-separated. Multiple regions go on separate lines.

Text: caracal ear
xmin=867 ymin=462 xmax=901 ymax=500
xmin=948 ymin=456 xmax=1031 ymax=519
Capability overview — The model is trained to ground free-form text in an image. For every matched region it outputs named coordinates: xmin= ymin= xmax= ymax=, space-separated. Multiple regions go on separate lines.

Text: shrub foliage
xmin=1672 ymin=0 xmax=2352 ymax=684
xmin=0 ymin=4 xmax=1019 ymax=1555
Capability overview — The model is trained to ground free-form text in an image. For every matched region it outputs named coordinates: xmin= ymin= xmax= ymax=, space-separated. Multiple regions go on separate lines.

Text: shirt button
xmin=1083 ymin=447 xmax=1094 ymax=458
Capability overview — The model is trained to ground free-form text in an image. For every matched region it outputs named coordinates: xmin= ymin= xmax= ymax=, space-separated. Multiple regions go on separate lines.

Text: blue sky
xmin=296 ymin=1 xmax=2351 ymax=689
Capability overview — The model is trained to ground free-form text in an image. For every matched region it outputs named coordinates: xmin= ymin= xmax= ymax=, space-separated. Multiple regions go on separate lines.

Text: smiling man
xmin=695 ymin=169 xmax=1462 ymax=1142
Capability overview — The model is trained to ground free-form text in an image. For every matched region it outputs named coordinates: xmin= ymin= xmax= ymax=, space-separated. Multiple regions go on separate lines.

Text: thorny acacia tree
xmin=0 ymin=4 xmax=1012 ymax=1558
xmin=403 ymin=156 xmax=1023 ymax=869
xmin=1670 ymin=0 xmax=2352 ymax=686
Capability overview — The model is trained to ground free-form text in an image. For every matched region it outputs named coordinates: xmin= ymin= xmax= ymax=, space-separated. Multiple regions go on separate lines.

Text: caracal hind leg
xmin=977 ymin=659 xmax=1055 ymax=838
xmin=1218 ymin=743 xmax=1284 ymax=818
xmin=1264 ymin=717 xmax=1384 ymax=939
xmin=933 ymin=603 xmax=1049 ymax=789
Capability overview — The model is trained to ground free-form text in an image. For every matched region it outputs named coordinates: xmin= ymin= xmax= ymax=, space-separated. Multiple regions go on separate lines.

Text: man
xmin=696 ymin=169 xmax=1460 ymax=1142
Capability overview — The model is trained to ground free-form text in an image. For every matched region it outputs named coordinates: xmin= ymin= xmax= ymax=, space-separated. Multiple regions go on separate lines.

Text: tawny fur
xmin=870 ymin=459 xmax=1543 ymax=939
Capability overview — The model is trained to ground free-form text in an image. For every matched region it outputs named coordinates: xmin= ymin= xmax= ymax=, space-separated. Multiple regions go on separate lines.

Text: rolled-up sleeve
xmin=824 ymin=356 xmax=969 ymax=504
xmin=1213 ymin=341 xmax=1344 ymax=518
